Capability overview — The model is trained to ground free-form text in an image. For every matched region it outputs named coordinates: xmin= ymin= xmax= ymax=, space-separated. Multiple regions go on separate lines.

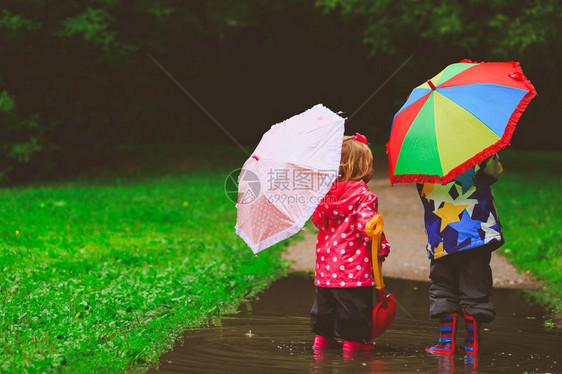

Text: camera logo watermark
xmin=224 ymin=168 xmax=261 ymax=204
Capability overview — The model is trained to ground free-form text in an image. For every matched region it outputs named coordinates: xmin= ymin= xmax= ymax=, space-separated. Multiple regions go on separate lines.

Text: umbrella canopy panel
xmin=237 ymin=158 xmax=335 ymax=248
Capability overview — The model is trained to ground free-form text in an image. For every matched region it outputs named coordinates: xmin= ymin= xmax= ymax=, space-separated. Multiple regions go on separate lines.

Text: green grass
xmin=493 ymin=150 xmax=562 ymax=316
xmin=0 ymin=145 xmax=289 ymax=373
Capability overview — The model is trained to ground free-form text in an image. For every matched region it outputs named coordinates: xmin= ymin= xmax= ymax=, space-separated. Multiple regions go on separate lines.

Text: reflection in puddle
xmin=151 ymin=275 xmax=561 ymax=373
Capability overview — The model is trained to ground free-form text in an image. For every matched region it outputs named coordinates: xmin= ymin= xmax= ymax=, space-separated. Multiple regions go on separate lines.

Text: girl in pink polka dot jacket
xmin=310 ymin=133 xmax=390 ymax=352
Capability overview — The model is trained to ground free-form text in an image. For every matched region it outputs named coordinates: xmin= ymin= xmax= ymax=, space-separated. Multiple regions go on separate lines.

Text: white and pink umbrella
xmin=235 ymin=104 xmax=345 ymax=254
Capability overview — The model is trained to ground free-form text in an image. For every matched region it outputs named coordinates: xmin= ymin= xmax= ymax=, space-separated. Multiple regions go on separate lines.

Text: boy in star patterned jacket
xmin=418 ymin=154 xmax=504 ymax=355
xmin=310 ymin=133 xmax=390 ymax=352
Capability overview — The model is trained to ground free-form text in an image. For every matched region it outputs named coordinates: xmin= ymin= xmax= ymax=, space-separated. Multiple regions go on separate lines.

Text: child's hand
xmin=477 ymin=154 xmax=502 ymax=185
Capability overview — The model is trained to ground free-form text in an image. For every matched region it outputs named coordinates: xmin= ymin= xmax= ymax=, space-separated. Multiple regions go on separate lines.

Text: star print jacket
xmin=312 ymin=180 xmax=390 ymax=288
xmin=417 ymin=155 xmax=504 ymax=260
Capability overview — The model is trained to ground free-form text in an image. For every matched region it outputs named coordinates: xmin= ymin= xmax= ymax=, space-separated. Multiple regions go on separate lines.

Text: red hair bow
xmin=352 ymin=133 xmax=368 ymax=144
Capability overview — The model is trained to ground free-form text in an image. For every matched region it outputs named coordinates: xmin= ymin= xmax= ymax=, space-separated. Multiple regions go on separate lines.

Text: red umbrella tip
xmin=427 ymin=80 xmax=436 ymax=90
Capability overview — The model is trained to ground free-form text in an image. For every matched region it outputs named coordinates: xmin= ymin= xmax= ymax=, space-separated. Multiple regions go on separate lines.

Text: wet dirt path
xmin=152 ymin=275 xmax=561 ymax=373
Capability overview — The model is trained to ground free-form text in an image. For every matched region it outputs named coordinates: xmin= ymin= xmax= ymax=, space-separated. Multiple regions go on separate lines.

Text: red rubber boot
xmin=313 ymin=335 xmax=339 ymax=349
xmin=463 ymin=312 xmax=481 ymax=354
xmin=425 ymin=312 xmax=458 ymax=355
xmin=342 ymin=340 xmax=375 ymax=351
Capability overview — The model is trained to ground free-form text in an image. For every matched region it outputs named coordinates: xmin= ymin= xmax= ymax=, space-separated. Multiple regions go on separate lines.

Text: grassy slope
xmin=0 ymin=146 xmax=288 ymax=373
xmin=493 ymin=150 xmax=562 ymax=316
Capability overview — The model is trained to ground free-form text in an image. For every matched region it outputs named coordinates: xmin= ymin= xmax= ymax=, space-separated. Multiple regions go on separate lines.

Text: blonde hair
xmin=338 ymin=136 xmax=373 ymax=183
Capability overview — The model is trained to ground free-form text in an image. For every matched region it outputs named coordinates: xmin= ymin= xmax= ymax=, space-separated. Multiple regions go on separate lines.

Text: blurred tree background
xmin=1 ymin=0 xmax=560 ymax=183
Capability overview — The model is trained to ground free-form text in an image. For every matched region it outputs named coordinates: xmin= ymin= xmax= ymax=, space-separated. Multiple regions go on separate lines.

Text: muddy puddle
xmin=151 ymin=275 xmax=561 ymax=373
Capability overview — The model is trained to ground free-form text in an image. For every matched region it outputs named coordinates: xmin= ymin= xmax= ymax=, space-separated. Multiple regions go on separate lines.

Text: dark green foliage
xmin=320 ymin=0 xmax=561 ymax=150
xmin=321 ymin=0 xmax=561 ymax=58
xmin=0 ymin=1 xmax=212 ymax=181
xmin=2 ymin=1 xmax=558 ymax=182
xmin=2 ymin=0 xmax=356 ymax=182
xmin=0 ymin=89 xmax=48 ymax=181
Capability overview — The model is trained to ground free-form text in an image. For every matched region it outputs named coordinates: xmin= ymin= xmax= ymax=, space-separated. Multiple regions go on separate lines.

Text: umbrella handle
xmin=365 ymin=215 xmax=385 ymax=290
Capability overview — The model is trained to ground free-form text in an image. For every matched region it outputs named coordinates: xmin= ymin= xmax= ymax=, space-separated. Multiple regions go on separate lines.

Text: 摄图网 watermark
xmin=224 ymin=168 xmax=338 ymax=204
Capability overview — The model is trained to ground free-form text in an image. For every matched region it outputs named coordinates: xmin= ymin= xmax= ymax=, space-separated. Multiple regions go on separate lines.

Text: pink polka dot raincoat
xmin=312 ymin=180 xmax=390 ymax=288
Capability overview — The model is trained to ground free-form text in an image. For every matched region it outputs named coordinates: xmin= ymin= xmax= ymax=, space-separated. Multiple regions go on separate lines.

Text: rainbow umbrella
xmin=387 ymin=59 xmax=536 ymax=184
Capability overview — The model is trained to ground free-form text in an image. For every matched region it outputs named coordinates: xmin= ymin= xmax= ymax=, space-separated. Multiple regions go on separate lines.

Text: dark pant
xmin=310 ymin=286 xmax=373 ymax=342
xmin=429 ymin=242 xmax=502 ymax=323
